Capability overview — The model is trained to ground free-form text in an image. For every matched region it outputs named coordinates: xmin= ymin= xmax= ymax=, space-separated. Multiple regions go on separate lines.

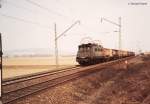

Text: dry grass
xmin=3 ymin=56 xmax=77 ymax=65
xmin=12 ymin=55 xmax=150 ymax=104
xmin=3 ymin=56 xmax=78 ymax=79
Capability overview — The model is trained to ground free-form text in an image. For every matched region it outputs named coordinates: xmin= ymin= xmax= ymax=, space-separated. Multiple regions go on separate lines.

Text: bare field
xmin=3 ymin=56 xmax=78 ymax=79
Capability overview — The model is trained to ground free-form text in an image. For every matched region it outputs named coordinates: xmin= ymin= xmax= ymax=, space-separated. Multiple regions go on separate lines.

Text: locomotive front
xmin=76 ymin=43 xmax=93 ymax=65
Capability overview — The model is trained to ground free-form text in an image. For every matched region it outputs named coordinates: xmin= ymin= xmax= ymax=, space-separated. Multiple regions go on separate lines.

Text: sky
xmin=0 ymin=0 xmax=150 ymax=56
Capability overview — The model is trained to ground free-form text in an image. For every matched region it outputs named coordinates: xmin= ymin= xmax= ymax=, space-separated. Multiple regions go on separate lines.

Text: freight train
xmin=76 ymin=43 xmax=135 ymax=65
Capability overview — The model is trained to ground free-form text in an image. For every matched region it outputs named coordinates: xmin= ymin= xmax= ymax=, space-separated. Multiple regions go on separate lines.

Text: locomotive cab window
xmin=95 ymin=48 xmax=98 ymax=51
xmin=79 ymin=47 xmax=83 ymax=52
xmin=87 ymin=47 xmax=90 ymax=51
xmin=83 ymin=48 xmax=85 ymax=52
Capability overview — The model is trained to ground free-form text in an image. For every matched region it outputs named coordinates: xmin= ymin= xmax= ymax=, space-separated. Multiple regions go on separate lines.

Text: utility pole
xmin=0 ymin=0 xmax=2 ymax=8
xmin=54 ymin=20 xmax=80 ymax=67
xmin=101 ymin=17 xmax=122 ymax=69
xmin=0 ymin=2 xmax=2 ymax=103
xmin=119 ymin=17 xmax=121 ymax=50
xmin=101 ymin=17 xmax=122 ymax=50
xmin=54 ymin=23 xmax=58 ymax=67
xmin=0 ymin=33 xmax=2 ymax=104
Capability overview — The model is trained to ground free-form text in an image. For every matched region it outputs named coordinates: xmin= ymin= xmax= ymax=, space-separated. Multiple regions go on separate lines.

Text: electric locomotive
xmin=76 ymin=43 xmax=135 ymax=65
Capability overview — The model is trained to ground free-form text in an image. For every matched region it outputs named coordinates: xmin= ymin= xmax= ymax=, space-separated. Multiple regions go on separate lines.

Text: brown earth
xmin=8 ymin=55 xmax=150 ymax=104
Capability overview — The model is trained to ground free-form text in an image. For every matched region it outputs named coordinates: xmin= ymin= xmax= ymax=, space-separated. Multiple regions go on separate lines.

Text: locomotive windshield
xmin=79 ymin=46 xmax=90 ymax=52
xmin=79 ymin=44 xmax=91 ymax=52
xmin=78 ymin=43 xmax=102 ymax=52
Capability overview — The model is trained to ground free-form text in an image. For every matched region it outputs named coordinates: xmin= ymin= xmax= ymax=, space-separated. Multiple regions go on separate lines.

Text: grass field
xmin=3 ymin=56 xmax=78 ymax=79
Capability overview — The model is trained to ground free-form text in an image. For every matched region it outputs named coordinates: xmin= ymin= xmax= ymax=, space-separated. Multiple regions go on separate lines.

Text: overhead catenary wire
xmin=25 ymin=0 xmax=79 ymax=27
xmin=1 ymin=0 xmax=94 ymax=36
xmin=0 ymin=12 xmax=53 ymax=31
xmin=25 ymin=0 xmax=67 ymax=18
xmin=2 ymin=0 xmax=35 ymax=13
xmin=0 ymin=1 xmax=86 ymax=37
xmin=2 ymin=0 xmax=57 ymax=20
xmin=3 ymin=0 xmax=77 ymax=28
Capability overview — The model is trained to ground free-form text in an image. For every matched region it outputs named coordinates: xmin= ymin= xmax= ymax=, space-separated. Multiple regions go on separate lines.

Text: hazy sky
xmin=0 ymin=0 xmax=150 ymax=55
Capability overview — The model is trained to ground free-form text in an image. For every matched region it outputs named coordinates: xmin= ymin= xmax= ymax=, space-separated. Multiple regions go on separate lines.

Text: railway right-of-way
xmin=2 ymin=56 xmax=135 ymax=104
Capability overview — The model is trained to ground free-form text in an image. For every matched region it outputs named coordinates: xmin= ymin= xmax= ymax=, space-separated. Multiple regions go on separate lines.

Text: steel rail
xmin=2 ymin=66 xmax=80 ymax=85
xmin=2 ymin=66 xmax=82 ymax=94
xmin=2 ymin=56 xmax=135 ymax=104
xmin=2 ymin=66 xmax=101 ymax=104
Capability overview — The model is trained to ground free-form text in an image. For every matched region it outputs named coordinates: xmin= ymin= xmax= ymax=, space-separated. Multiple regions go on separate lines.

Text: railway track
xmin=2 ymin=56 xmax=135 ymax=104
